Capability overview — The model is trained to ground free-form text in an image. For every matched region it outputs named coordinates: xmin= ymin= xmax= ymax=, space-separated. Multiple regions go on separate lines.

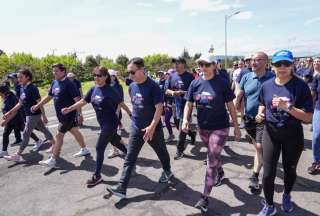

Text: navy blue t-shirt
xmin=85 ymin=85 xmax=121 ymax=132
xmin=296 ymin=67 xmax=313 ymax=78
xmin=218 ymin=69 xmax=231 ymax=84
xmin=14 ymin=83 xmax=21 ymax=98
xmin=2 ymin=93 xmax=24 ymax=125
xmin=112 ymin=82 xmax=124 ymax=102
xmin=166 ymin=71 xmax=194 ymax=119
xmin=129 ymin=77 xmax=163 ymax=133
xmin=311 ymin=74 xmax=320 ymax=110
xmin=49 ymin=78 xmax=80 ymax=122
xmin=19 ymin=83 xmax=41 ymax=116
xmin=185 ymin=75 xmax=235 ymax=130
xmin=259 ymin=77 xmax=313 ymax=127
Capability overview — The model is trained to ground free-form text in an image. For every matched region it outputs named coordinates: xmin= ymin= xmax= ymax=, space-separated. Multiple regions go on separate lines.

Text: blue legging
xmin=164 ymin=106 xmax=173 ymax=135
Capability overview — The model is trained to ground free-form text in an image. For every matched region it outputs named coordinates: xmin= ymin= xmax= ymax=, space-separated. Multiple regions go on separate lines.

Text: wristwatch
xmin=285 ymin=103 xmax=294 ymax=112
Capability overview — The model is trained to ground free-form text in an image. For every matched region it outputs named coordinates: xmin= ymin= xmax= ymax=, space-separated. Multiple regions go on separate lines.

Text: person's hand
xmin=235 ymin=101 xmax=241 ymax=112
xmin=256 ymin=113 xmax=265 ymax=123
xmin=2 ymin=112 xmax=11 ymax=120
xmin=42 ymin=115 xmax=48 ymax=124
xmin=61 ymin=107 xmax=72 ymax=115
xmin=31 ymin=104 xmax=40 ymax=113
xmin=142 ymin=125 xmax=156 ymax=142
xmin=272 ymin=97 xmax=289 ymax=110
xmin=181 ymin=119 xmax=189 ymax=133
xmin=0 ymin=120 xmax=6 ymax=127
xmin=234 ymin=126 xmax=241 ymax=142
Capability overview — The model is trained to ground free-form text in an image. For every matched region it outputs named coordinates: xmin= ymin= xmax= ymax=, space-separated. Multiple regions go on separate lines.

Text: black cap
xmin=172 ymin=57 xmax=186 ymax=65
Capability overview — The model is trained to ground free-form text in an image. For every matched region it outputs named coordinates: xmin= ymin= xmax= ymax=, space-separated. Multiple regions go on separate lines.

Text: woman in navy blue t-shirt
xmin=62 ymin=67 xmax=131 ymax=187
xmin=183 ymin=53 xmax=241 ymax=213
xmin=256 ymin=50 xmax=313 ymax=215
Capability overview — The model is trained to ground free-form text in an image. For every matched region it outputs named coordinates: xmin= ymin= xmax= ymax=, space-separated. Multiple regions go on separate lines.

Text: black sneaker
xmin=158 ymin=170 xmax=174 ymax=183
xmin=195 ymin=197 xmax=209 ymax=213
xmin=86 ymin=174 xmax=103 ymax=187
xmin=307 ymin=162 xmax=320 ymax=175
xmin=214 ymin=171 xmax=225 ymax=186
xmin=107 ymin=184 xmax=126 ymax=199
xmin=174 ymin=151 xmax=184 ymax=160
xmin=249 ymin=174 xmax=260 ymax=190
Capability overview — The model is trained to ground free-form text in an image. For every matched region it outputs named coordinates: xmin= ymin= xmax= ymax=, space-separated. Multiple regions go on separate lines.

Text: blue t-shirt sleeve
xmin=310 ymin=75 xmax=318 ymax=91
xmin=75 ymin=79 xmax=81 ymax=89
xmin=151 ymin=83 xmax=163 ymax=105
xmin=239 ymin=74 xmax=246 ymax=91
xmin=84 ymin=87 xmax=94 ymax=103
xmin=223 ymin=81 xmax=235 ymax=103
xmin=185 ymin=80 xmax=195 ymax=102
xmin=119 ymin=85 xmax=124 ymax=102
xmin=112 ymin=88 xmax=122 ymax=105
xmin=68 ymin=80 xmax=80 ymax=99
xmin=32 ymin=85 xmax=41 ymax=101
xmin=299 ymin=82 xmax=314 ymax=113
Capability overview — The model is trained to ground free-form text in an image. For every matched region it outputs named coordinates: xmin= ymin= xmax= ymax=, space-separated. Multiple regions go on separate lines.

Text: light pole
xmin=225 ymin=11 xmax=241 ymax=69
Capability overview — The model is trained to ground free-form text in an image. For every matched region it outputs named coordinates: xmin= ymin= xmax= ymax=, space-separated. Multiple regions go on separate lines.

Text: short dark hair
xmin=52 ymin=63 xmax=66 ymax=72
xmin=17 ymin=68 xmax=33 ymax=81
xmin=129 ymin=57 xmax=144 ymax=68
xmin=93 ymin=66 xmax=111 ymax=85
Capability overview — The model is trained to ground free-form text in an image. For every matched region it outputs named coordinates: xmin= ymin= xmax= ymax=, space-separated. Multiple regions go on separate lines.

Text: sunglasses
xmin=199 ymin=62 xmax=212 ymax=68
xmin=273 ymin=61 xmax=293 ymax=68
xmin=128 ymin=70 xmax=137 ymax=75
xmin=93 ymin=73 xmax=103 ymax=78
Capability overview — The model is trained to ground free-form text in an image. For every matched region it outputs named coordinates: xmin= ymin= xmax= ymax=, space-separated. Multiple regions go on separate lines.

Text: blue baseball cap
xmin=272 ymin=50 xmax=294 ymax=64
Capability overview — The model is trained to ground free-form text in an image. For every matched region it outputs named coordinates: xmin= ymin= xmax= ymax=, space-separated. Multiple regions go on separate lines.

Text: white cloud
xmin=257 ymin=24 xmax=264 ymax=28
xmin=163 ymin=0 xmax=178 ymax=2
xmin=190 ymin=12 xmax=198 ymax=16
xmin=156 ymin=17 xmax=174 ymax=23
xmin=180 ymin=0 xmax=231 ymax=12
xmin=230 ymin=11 xmax=253 ymax=20
xmin=136 ymin=2 xmax=153 ymax=7
xmin=304 ymin=17 xmax=320 ymax=26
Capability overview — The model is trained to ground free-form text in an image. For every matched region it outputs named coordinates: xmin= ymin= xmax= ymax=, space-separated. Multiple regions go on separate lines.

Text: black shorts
xmin=58 ymin=119 xmax=78 ymax=134
xmin=243 ymin=115 xmax=264 ymax=144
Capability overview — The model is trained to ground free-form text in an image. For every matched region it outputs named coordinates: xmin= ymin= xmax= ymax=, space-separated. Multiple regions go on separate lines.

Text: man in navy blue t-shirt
xmin=166 ymin=57 xmax=196 ymax=160
xmin=32 ymin=63 xmax=90 ymax=168
xmin=108 ymin=57 xmax=173 ymax=199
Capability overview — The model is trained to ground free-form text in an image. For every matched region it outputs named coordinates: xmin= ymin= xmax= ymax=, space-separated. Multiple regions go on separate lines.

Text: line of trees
xmin=0 ymin=48 xmax=240 ymax=86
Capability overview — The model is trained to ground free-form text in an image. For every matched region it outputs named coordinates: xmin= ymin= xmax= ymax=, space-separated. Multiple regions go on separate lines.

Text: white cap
xmin=109 ymin=69 xmax=117 ymax=76
xmin=196 ymin=53 xmax=217 ymax=64
xmin=67 ymin=72 xmax=75 ymax=78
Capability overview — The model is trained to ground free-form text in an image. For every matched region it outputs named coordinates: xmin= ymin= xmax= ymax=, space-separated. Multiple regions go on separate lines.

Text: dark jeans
xmin=95 ymin=129 xmax=127 ymax=177
xmin=119 ymin=129 xmax=171 ymax=189
xmin=3 ymin=124 xmax=23 ymax=151
xmin=262 ymin=122 xmax=304 ymax=205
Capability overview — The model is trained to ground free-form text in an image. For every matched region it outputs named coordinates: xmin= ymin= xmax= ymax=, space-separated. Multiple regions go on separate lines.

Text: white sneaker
xmin=39 ymin=157 xmax=56 ymax=168
xmin=73 ymin=148 xmax=90 ymax=157
xmin=0 ymin=150 xmax=9 ymax=158
xmin=32 ymin=139 xmax=44 ymax=151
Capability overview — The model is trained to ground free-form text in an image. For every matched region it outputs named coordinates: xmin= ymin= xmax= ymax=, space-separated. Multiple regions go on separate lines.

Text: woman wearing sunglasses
xmin=62 ymin=67 xmax=131 ymax=187
xmin=182 ymin=53 xmax=241 ymax=213
xmin=256 ymin=50 xmax=313 ymax=216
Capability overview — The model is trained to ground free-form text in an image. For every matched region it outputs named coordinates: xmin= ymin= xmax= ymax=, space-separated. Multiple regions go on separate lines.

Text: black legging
xmin=262 ymin=122 xmax=304 ymax=205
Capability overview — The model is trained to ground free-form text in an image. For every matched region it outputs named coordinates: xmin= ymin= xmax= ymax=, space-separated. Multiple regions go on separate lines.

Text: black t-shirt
xmin=19 ymin=83 xmax=41 ymax=116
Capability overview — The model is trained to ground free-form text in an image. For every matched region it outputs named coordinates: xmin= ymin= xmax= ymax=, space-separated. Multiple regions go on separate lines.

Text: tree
xmin=116 ymin=54 xmax=129 ymax=75
xmin=0 ymin=49 xmax=5 ymax=56
xmin=144 ymin=54 xmax=172 ymax=75
xmin=193 ymin=52 xmax=202 ymax=60
xmin=181 ymin=48 xmax=191 ymax=60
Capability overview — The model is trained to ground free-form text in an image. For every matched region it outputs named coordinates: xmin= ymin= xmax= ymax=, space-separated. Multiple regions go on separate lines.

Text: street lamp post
xmin=224 ymin=11 xmax=241 ymax=69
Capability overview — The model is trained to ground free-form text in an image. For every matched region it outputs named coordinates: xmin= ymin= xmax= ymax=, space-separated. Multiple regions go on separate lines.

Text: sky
xmin=1 ymin=0 xmax=320 ymax=59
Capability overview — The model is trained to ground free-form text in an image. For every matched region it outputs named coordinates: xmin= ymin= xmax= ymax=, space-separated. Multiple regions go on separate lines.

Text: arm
xmin=142 ymin=103 xmax=163 ymax=142
xmin=226 ymin=101 xmax=241 ymax=141
xmin=119 ymin=102 xmax=132 ymax=117
xmin=61 ymin=98 xmax=87 ymax=115
xmin=256 ymin=105 xmax=266 ymax=123
xmin=3 ymin=101 xmax=22 ymax=120
xmin=181 ymin=101 xmax=193 ymax=132
xmin=235 ymin=90 xmax=244 ymax=111
xmin=31 ymin=95 xmax=52 ymax=112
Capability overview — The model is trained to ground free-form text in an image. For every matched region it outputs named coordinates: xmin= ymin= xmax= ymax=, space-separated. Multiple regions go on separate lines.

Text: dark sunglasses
xmin=272 ymin=61 xmax=293 ymax=68
xmin=199 ymin=62 xmax=212 ymax=68
xmin=93 ymin=73 xmax=103 ymax=78
xmin=128 ymin=70 xmax=137 ymax=75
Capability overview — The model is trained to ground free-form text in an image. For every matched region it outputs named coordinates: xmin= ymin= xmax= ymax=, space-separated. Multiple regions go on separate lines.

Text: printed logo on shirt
xmin=52 ymin=87 xmax=60 ymax=96
xmin=272 ymin=97 xmax=291 ymax=125
xmin=132 ymin=93 xmax=144 ymax=108
xmin=195 ymin=91 xmax=215 ymax=108
xmin=176 ymin=80 xmax=184 ymax=89
xmin=20 ymin=92 xmax=26 ymax=101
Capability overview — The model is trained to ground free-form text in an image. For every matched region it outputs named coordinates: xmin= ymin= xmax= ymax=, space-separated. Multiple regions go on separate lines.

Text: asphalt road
xmin=0 ymin=95 xmax=319 ymax=216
